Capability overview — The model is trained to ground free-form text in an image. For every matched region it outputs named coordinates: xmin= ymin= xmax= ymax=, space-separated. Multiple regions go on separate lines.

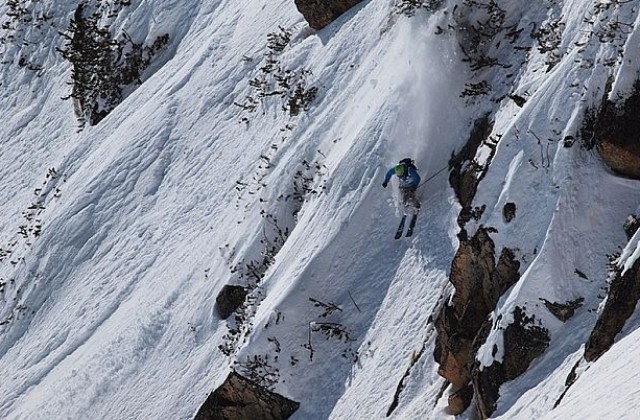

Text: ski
xmin=394 ymin=215 xmax=407 ymax=239
xmin=405 ymin=214 xmax=418 ymax=237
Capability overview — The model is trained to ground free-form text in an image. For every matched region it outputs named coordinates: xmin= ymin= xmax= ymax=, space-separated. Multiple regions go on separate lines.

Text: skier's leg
xmin=400 ymin=188 xmax=407 ymax=206
xmin=407 ymin=188 xmax=421 ymax=212
xmin=400 ymin=188 xmax=411 ymax=214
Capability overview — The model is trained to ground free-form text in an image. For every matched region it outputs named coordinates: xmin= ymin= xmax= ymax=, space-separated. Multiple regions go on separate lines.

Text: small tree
xmin=58 ymin=2 xmax=169 ymax=127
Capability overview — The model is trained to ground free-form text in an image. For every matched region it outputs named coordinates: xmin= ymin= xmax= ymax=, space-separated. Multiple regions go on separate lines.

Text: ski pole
xmin=416 ymin=164 xmax=450 ymax=190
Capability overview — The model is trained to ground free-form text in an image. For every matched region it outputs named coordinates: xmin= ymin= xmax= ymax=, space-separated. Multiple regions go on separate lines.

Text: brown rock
xmin=294 ymin=0 xmax=364 ymax=30
xmin=598 ymin=141 xmax=640 ymax=179
xmin=434 ymin=115 xmax=521 ymax=417
xmin=194 ymin=371 xmax=300 ymax=420
xmin=448 ymin=384 xmax=474 ymax=415
xmin=433 ymin=227 xmax=520 ymax=414
xmin=450 ymin=228 xmax=496 ymax=323
xmin=487 ymin=248 xmax=520 ymax=309
xmin=582 ymin=80 xmax=640 ymax=179
xmin=437 ymin=346 xmax=473 ymax=388
xmin=434 ymin=305 xmax=473 ymax=388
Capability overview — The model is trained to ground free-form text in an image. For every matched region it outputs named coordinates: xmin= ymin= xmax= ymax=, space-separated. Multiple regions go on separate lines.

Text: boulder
xmin=194 ymin=371 xmax=300 ymax=420
xmin=293 ymin=0 xmax=364 ymax=30
xmin=502 ymin=202 xmax=516 ymax=223
xmin=216 ymin=285 xmax=248 ymax=319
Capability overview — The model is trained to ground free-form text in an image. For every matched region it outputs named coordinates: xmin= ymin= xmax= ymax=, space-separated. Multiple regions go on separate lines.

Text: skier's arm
xmin=409 ymin=168 xmax=421 ymax=187
xmin=382 ymin=167 xmax=395 ymax=187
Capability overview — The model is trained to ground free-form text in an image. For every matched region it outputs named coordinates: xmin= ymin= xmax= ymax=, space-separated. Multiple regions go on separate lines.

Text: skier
xmin=382 ymin=158 xmax=421 ymax=238
xmin=382 ymin=158 xmax=421 ymax=212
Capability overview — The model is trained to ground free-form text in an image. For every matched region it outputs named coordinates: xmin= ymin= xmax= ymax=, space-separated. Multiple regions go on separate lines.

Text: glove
xmin=382 ymin=182 xmax=388 ymax=188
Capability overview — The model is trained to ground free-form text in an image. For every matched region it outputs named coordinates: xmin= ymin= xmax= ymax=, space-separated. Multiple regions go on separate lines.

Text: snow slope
xmin=1 ymin=0 xmax=640 ymax=419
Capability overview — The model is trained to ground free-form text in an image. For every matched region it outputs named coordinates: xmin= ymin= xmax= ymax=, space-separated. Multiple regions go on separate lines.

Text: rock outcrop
xmin=194 ymin=371 xmax=300 ymax=420
xmin=472 ymin=307 xmax=550 ymax=418
xmin=584 ymin=255 xmax=640 ymax=362
xmin=434 ymin=113 xmax=524 ymax=415
xmin=293 ymin=0 xmax=364 ymax=30
xmin=433 ymin=227 xmax=520 ymax=413
xmin=598 ymin=141 xmax=640 ymax=179
xmin=216 ymin=285 xmax=248 ymax=319
xmin=583 ymin=80 xmax=640 ymax=179
xmin=448 ymin=115 xmax=494 ymax=227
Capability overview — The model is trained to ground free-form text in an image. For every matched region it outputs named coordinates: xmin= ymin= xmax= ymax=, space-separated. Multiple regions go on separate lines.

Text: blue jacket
xmin=383 ymin=165 xmax=421 ymax=189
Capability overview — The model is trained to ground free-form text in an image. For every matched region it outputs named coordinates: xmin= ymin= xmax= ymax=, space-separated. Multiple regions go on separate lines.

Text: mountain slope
xmin=1 ymin=0 xmax=640 ymax=419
